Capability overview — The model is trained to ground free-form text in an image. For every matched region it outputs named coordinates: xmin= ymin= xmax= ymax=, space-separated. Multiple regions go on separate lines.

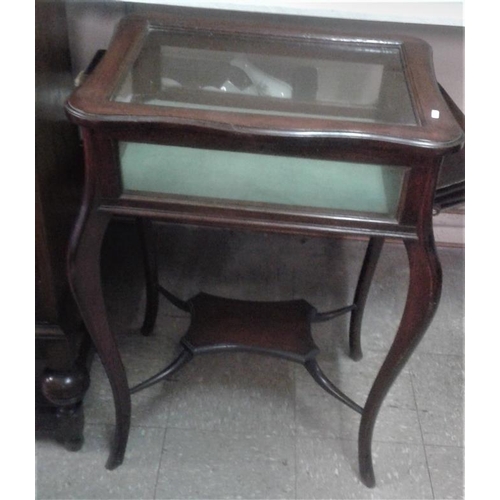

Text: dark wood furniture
xmin=64 ymin=12 xmax=464 ymax=487
xmin=35 ymin=0 xmax=91 ymax=449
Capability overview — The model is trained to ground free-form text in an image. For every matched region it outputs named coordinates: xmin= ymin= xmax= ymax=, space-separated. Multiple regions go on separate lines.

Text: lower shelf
xmin=131 ymin=292 xmax=363 ymax=414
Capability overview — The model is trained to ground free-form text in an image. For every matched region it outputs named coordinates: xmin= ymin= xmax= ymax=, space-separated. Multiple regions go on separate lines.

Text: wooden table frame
xmin=65 ymin=12 xmax=464 ymax=488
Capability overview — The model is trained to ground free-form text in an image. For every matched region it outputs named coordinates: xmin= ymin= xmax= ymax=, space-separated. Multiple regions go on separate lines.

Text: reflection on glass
xmin=113 ymin=30 xmax=416 ymax=125
xmin=201 ymin=55 xmax=294 ymax=98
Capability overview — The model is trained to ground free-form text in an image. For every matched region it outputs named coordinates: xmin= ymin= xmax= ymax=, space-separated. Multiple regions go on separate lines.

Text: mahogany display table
xmin=65 ymin=11 xmax=464 ymax=487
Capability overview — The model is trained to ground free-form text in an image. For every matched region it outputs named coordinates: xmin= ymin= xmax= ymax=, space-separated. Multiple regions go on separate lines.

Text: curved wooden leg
xmin=136 ymin=218 xmax=159 ymax=336
xmin=358 ymin=237 xmax=442 ymax=487
xmin=68 ymin=210 xmax=131 ymax=470
xmin=349 ymin=237 xmax=385 ymax=361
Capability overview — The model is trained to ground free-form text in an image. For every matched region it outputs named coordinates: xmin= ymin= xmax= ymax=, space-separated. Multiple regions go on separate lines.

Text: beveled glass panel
xmin=119 ymin=142 xmax=406 ymax=217
xmin=113 ymin=29 xmax=416 ymax=125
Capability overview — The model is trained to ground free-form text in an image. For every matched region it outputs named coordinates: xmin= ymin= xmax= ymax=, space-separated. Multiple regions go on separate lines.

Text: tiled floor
xmin=36 ymin=222 xmax=464 ymax=499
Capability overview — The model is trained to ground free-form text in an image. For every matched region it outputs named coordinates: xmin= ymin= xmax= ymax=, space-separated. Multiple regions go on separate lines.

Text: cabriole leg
xmin=358 ymin=237 xmax=442 ymax=487
xmin=349 ymin=237 xmax=385 ymax=361
xmin=68 ymin=210 xmax=131 ymax=470
xmin=136 ymin=218 xmax=160 ymax=336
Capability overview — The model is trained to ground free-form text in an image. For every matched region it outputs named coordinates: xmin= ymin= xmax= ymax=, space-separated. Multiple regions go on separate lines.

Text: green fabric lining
xmin=119 ymin=142 xmax=404 ymax=215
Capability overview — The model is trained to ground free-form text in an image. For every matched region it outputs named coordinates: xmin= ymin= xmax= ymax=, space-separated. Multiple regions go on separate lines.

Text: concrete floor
xmin=35 ymin=221 xmax=464 ymax=499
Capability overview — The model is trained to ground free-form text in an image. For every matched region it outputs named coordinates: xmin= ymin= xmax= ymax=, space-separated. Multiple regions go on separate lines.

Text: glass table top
xmin=66 ymin=13 xmax=464 ymax=154
xmin=112 ymin=29 xmax=417 ymax=126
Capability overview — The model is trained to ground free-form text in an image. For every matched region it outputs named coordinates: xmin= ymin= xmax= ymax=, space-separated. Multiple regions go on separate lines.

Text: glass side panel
xmin=119 ymin=142 xmax=406 ymax=217
xmin=113 ymin=30 xmax=416 ymax=125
